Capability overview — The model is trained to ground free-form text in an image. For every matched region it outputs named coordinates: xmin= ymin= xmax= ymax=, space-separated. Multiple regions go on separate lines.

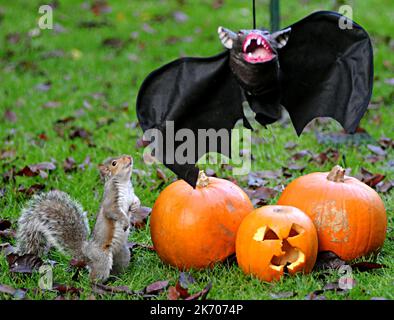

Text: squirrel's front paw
xmin=129 ymin=197 xmax=141 ymax=214
xmin=122 ymin=217 xmax=130 ymax=232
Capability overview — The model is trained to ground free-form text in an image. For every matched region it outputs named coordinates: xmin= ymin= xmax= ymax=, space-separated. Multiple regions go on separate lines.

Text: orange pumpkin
xmin=236 ymin=205 xmax=318 ymax=282
xmin=150 ymin=171 xmax=253 ymax=270
xmin=278 ymin=165 xmax=387 ymax=261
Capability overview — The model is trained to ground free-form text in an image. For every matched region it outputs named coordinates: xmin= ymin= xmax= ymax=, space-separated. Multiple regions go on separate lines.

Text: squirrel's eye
xmin=112 ymin=161 xmax=117 ymax=166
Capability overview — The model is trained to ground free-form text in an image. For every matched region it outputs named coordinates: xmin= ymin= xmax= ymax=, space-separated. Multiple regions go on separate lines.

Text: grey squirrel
xmin=16 ymin=155 xmax=141 ymax=282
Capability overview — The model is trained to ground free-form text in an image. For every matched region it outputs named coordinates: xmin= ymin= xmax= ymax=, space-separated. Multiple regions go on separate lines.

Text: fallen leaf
xmin=384 ymin=78 xmax=394 ymax=85
xmin=291 ymin=150 xmax=311 ymax=161
xmin=244 ymin=186 xmax=278 ymax=206
xmin=305 ymin=291 xmax=326 ymax=300
xmin=367 ymin=145 xmax=387 ymax=156
xmin=78 ymin=156 xmax=91 ymax=170
xmin=0 ymin=243 xmax=15 ymax=255
xmin=350 ymin=262 xmax=386 ymax=272
xmin=2 ymin=167 xmax=16 ymax=182
xmin=63 ymin=157 xmax=77 ymax=173
xmin=69 ymin=127 xmax=91 ymax=140
xmin=40 ymin=49 xmax=65 ymax=59
xmin=0 ymin=219 xmax=12 ymax=231
xmin=173 ymin=11 xmax=188 ymax=23
xmin=6 ymin=253 xmax=43 ymax=273
xmin=311 ymin=148 xmax=339 ymax=165
xmin=365 ymin=154 xmax=385 ymax=164
xmin=91 ymin=0 xmax=111 ymax=15
xmin=270 ymin=291 xmax=295 ymax=299
xmin=0 ymin=149 xmax=16 ymax=160
xmin=179 ymin=272 xmax=196 ymax=288
xmin=17 ymin=184 xmax=45 ymax=196
xmin=130 ymin=206 xmax=152 ymax=229
xmin=375 ymin=181 xmax=393 ymax=193
xmin=357 ymin=168 xmax=385 ymax=188
xmin=167 ymin=286 xmax=180 ymax=300
xmin=156 ymin=168 xmax=167 ymax=182
xmin=102 ymin=37 xmax=125 ymax=49
xmin=92 ymin=283 xmax=134 ymax=296
xmin=246 ymin=172 xmax=268 ymax=188
xmin=0 ymin=229 xmax=16 ymax=240
xmin=4 ymin=109 xmax=17 ymax=123
xmin=284 ymin=141 xmax=298 ymax=150
xmin=185 ymin=282 xmax=212 ymax=300
xmin=144 ymin=280 xmax=169 ymax=295
xmin=16 ymin=162 xmax=56 ymax=178
xmin=6 ymin=32 xmax=21 ymax=44
xmin=305 ymin=280 xmax=352 ymax=300
xmin=142 ymin=23 xmax=155 ymax=34
xmin=212 ymin=0 xmax=225 ymax=9
xmin=35 ymin=81 xmax=52 ymax=92
xmin=37 ymin=133 xmax=48 ymax=141
xmin=315 ymin=130 xmax=373 ymax=145
xmin=0 ymin=284 xmax=27 ymax=299
xmin=378 ymin=137 xmax=393 ymax=149
xmin=205 ymin=168 xmax=217 ymax=177
xmin=55 ymin=116 xmax=76 ymax=124
xmin=52 ymin=284 xmax=82 ymax=296
xmin=285 ymin=163 xmax=306 ymax=171
xmin=78 ymin=21 xmax=110 ymax=28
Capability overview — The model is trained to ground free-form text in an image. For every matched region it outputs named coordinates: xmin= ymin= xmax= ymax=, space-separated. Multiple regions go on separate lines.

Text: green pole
xmin=270 ymin=0 xmax=280 ymax=32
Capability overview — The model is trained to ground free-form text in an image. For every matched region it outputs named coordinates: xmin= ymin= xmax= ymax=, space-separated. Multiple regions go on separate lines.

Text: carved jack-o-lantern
xmin=236 ymin=205 xmax=318 ymax=282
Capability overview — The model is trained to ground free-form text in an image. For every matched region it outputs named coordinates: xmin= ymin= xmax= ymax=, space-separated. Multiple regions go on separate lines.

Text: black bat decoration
xmin=137 ymin=11 xmax=373 ymax=187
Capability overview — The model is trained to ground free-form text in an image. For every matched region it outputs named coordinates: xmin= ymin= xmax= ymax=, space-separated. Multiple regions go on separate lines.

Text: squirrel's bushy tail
xmin=16 ymin=190 xmax=90 ymax=260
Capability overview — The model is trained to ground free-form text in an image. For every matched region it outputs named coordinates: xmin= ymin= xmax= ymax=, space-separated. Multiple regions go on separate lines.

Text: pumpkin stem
xmin=196 ymin=170 xmax=209 ymax=188
xmin=327 ymin=165 xmax=345 ymax=183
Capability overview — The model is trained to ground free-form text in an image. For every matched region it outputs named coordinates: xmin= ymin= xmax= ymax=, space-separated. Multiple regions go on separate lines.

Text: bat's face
xmin=218 ymin=26 xmax=291 ymax=95
xmin=240 ymin=30 xmax=275 ymax=64
xmin=218 ymin=27 xmax=291 ymax=64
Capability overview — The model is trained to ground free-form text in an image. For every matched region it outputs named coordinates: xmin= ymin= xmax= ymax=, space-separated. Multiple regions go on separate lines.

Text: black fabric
xmin=278 ymin=11 xmax=373 ymax=135
xmin=137 ymin=51 xmax=244 ymax=186
xmin=137 ymin=11 xmax=373 ymax=187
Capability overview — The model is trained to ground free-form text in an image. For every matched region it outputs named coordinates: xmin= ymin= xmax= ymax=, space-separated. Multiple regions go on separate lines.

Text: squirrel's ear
xmin=98 ymin=164 xmax=110 ymax=177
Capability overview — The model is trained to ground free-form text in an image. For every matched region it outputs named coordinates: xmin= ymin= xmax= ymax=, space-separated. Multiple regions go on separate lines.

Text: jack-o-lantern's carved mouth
xmin=253 ymin=224 xmax=305 ymax=273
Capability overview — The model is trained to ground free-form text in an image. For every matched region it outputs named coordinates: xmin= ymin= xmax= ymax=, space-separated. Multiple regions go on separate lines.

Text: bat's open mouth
xmin=242 ymin=34 xmax=274 ymax=63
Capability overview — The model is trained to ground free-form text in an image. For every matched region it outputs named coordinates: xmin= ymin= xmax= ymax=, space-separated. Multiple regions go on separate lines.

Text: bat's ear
xmin=218 ymin=26 xmax=237 ymax=49
xmin=271 ymin=27 xmax=291 ymax=49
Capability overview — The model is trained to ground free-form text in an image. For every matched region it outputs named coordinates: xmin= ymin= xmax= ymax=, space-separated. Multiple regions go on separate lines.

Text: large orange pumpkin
xmin=236 ymin=205 xmax=318 ymax=282
xmin=150 ymin=171 xmax=253 ymax=270
xmin=278 ymin=165 xmax=387 ymax=261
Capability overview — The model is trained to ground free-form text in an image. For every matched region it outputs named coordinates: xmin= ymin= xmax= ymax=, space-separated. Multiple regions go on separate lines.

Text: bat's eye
xmin=112 ymin=160 xmax=117 ymax=166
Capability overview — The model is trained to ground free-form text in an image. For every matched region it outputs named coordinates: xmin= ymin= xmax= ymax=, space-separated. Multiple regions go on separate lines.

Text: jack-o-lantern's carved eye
xmin=236 ymin=206 xmax=318 ymax=282
xmin=253 ymin=223 xmax=306 ymax=273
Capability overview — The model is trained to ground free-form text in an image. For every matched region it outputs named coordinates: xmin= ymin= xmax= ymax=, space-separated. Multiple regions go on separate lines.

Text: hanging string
xmin=252 ymin=0 xmax=256 ymax=29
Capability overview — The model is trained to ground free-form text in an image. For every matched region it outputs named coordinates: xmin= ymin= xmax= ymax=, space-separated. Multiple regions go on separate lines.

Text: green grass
xmin=0 ymin=0 xmax=393 ymax=300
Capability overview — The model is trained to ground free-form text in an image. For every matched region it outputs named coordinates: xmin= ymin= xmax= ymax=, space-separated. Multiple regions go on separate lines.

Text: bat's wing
xmin=137 ymin=51 xmax=245 ymax=187
xmin=279 ymin=11 xmax=374 ymax=135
